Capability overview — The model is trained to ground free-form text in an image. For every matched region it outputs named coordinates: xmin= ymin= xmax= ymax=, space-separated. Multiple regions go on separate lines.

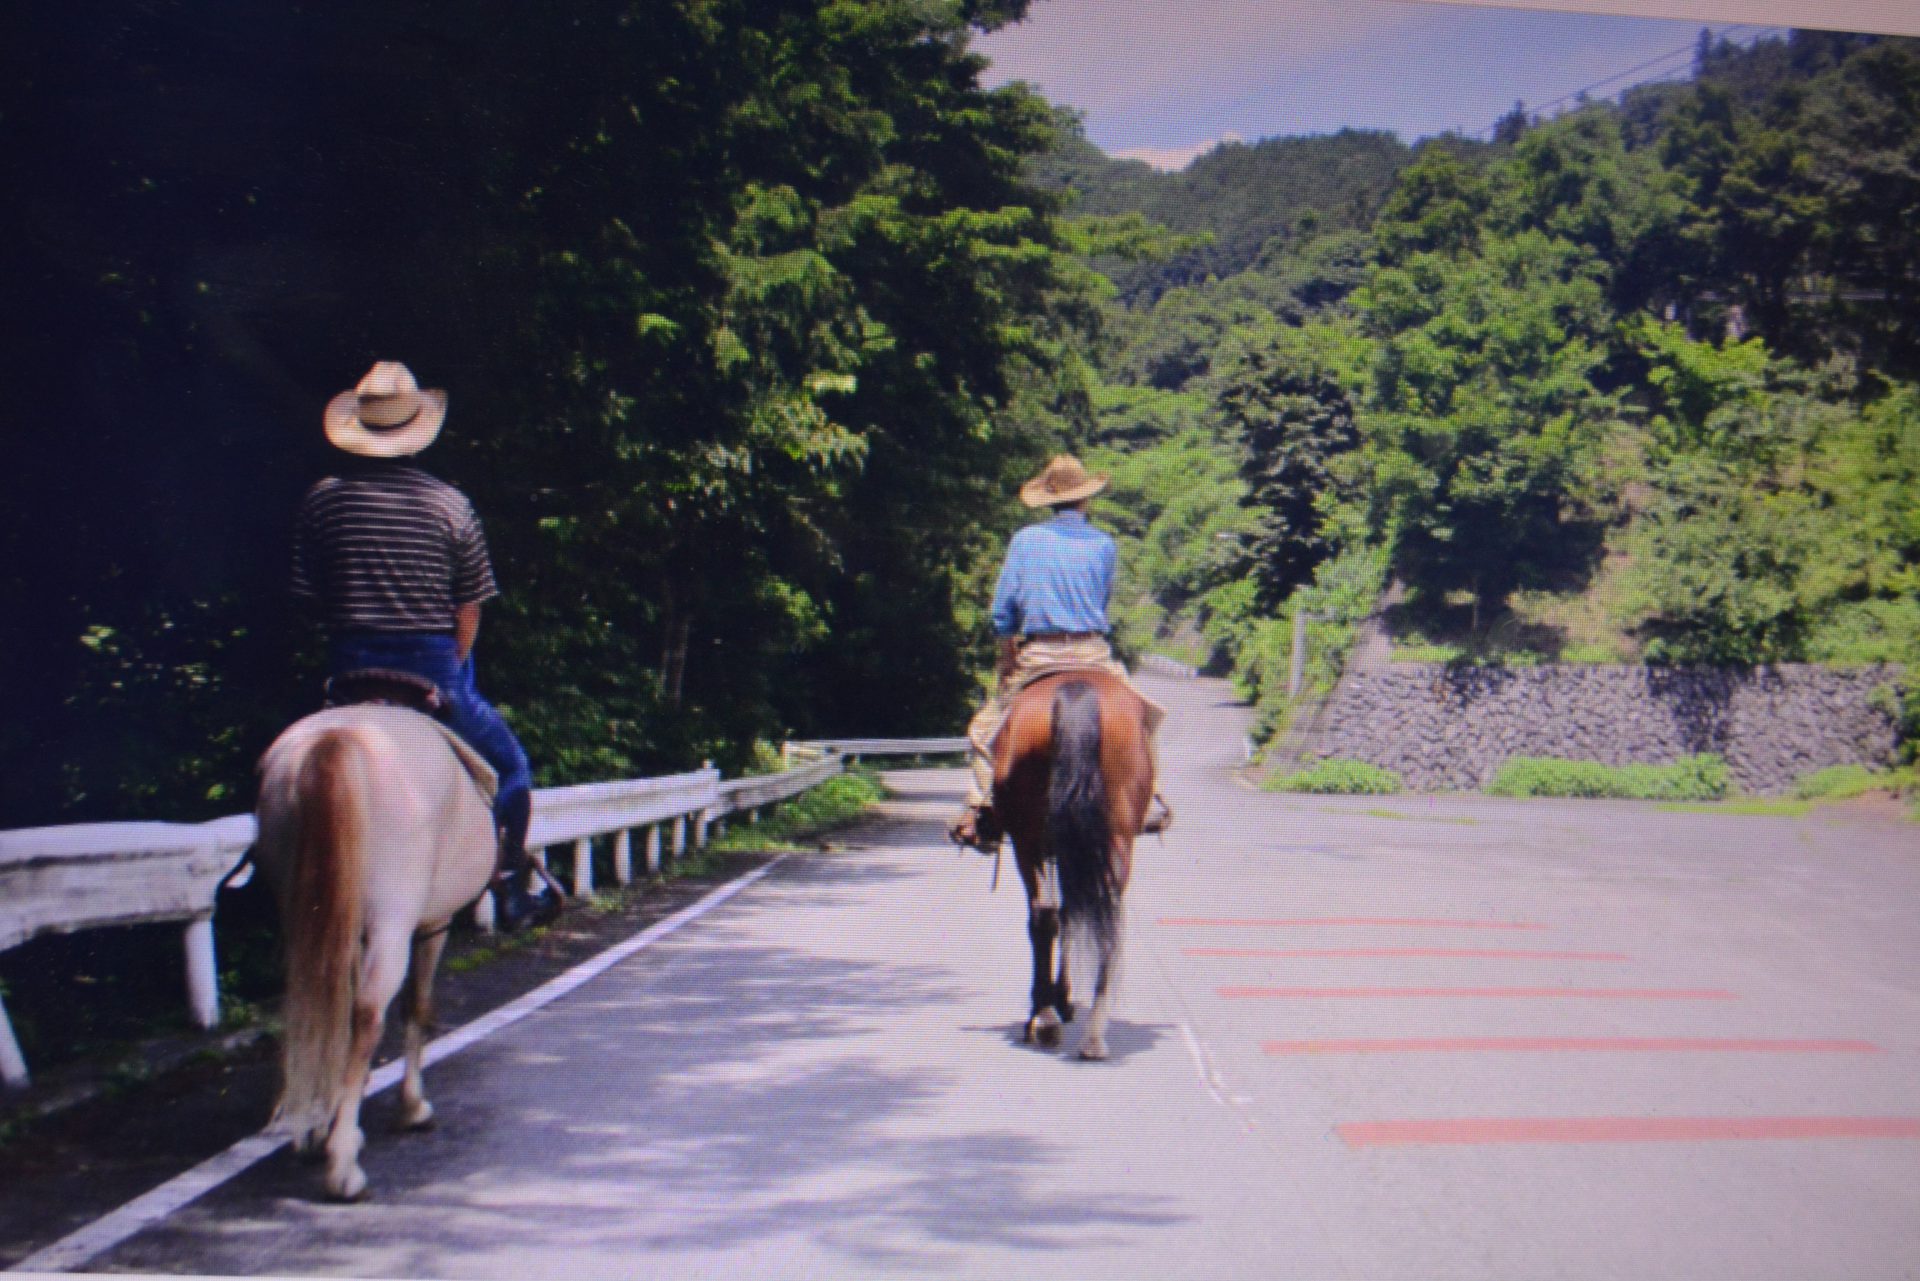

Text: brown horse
xmin=991 ymin=668 xmax=1155 ymax=1060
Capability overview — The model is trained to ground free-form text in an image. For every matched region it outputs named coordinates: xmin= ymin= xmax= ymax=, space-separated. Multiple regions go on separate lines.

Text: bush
xmin=1265 ymin=758 xmax=1404 ymax=795
xmin=1487 ymin=754 xmax=1731 ymax=801
xmin=1791 ymin=764 xmax=1885 ymax=801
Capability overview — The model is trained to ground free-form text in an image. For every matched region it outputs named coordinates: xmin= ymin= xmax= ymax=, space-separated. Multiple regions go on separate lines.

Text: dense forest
xmin=3 ymin=0 xmax=1096 ymax=829
xmin=1054 ymin=29 xmax=1920 ymax=752
xmin=5 ymin=18 xmax=1916 ymax=835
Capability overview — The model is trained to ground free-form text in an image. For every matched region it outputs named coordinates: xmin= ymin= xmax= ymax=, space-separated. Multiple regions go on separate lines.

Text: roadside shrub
xmin=1791 ymin=764 xmax=1885 ymax=801
xmin=1265 ymin=758 xmax=1404 ymax=794
xmin=1487 ymin=754 xmax=1731 ymax=801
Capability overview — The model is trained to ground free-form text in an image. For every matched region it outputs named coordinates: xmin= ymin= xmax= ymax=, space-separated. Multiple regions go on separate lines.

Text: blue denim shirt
xmin=990 ymin=510 xmax=1116 ymax=637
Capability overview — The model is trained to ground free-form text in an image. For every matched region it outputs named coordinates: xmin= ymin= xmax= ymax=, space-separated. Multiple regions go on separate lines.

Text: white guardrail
xmin=0 ymin=740 xmax=974 ymax=1090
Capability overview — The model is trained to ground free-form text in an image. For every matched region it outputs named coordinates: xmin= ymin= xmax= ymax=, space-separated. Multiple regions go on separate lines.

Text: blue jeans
xmin=328 ymin=632 xmax=533 ymax=828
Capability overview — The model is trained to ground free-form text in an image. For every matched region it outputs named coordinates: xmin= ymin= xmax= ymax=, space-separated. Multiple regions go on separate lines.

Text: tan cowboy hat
xmin=1019 ymin=453 xmax=1109 ymax=508
xmin=323 ymin=361 xmax=448 ymax=458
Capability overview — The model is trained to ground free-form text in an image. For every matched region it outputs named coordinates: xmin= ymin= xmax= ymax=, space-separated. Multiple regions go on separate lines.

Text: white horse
xmin=255 ymin=704 xmax=498 ymax=1200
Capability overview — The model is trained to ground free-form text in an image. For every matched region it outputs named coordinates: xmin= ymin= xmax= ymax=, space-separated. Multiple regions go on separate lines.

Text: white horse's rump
xmin=255 ymin=705 xmax=497 ymax=1200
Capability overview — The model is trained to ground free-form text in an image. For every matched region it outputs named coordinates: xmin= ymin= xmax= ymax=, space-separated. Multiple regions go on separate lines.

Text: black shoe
xmin=492 ymin=877 xmax=560 ymax=934
xmin=947 ymin=805 xmax=1003 ymax=854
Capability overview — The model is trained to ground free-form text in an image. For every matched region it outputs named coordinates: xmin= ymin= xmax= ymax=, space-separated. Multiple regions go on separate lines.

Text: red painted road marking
xmin=1338 ymin=1117 xmax=1920 ymax=1147
xmin=1161 ymin=917 xmax=1545 ymax=930
xmin=1268 ymin=1036 xmax=1882 ymax=1055
xmin=1185 ymin=947 xmax=1626 ymax=960
xmin=1220 ymin=986 xmax=1738 ymax=1000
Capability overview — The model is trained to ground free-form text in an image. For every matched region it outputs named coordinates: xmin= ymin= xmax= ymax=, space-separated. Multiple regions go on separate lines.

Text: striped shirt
xmin=291 ymin=463 xmax=498 ymax=633
xmin=990 ymin=510 xmax=1116 ymax=637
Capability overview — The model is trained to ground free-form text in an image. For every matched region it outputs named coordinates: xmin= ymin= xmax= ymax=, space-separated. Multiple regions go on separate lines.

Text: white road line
xmin=1178 ymin=1021 xmax=1251 ymax=1109
xmin=10 ymin=855 xmax=791 ymax=1275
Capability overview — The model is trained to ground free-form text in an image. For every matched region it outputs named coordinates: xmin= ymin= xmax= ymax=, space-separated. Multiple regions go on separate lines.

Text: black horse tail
xmin=1050 ymin=679 xmax=1117 ymax=956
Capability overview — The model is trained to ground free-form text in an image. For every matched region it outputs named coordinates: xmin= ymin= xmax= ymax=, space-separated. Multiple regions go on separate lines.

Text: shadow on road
xmin=106 ymin=856 xmax=1187 ymax=1277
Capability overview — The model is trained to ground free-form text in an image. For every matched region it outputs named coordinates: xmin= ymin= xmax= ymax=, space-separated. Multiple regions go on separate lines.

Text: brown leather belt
xmin=1021 ymin=631 xmax=1103 ymax=643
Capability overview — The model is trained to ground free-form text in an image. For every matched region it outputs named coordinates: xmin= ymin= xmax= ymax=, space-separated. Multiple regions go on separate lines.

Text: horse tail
xmin=1049 ymin=679 xmax=1117 ymax=956
xmin=271 ymin=729 xmax=368 ymax=1137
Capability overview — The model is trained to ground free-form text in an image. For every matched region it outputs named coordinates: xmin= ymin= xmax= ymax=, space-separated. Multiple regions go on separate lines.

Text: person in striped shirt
xmin=949 ymin=455 xmax=1172 ymax=852
xmin=292 ymin=361 xmax=558 ymax=933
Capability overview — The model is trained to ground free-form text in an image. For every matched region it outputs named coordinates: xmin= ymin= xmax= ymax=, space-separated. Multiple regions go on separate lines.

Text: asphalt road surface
xmin=58 ymin=672 xmax=1920 ymax=1278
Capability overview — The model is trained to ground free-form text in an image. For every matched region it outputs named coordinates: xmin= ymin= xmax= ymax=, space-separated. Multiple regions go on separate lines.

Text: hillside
xmin=1058 ymin=28 xmax=1920 ymax=760
xmin=1032 ymin=115 xmax=1419 ymax=298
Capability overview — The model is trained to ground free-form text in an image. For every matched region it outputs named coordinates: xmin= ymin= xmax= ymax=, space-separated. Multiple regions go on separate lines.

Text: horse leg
xmin=1054 ymin=931 xmax=1075 ymax=1023
xmin=323 ymin=931 xmax=408 ymax=1201
xmin=1077 ymin=913 xmax=1124 ymax=1061
xmin=396 ymin=930 xmax=448 ymax=1131
xmin=1022 ymin=856 xmax=1065 ymax=1049
xmin=1078 ymin=836 xmax=1135 ymax=1062
xmin=1026 ymin=905 xmax=1065 ymax=1048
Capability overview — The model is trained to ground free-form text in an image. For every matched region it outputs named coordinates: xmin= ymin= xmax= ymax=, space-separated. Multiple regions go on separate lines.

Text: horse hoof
xmin=1025 ymin=1006 xmax=1064 ymax=1048
xmin=397 ymin=1101 xmax=435 ymax=1131
xmin=325 ymin=1166 xmax=369 ymax=1202
xmin=1078 ymin=1037 xmax=1109 ymax=1061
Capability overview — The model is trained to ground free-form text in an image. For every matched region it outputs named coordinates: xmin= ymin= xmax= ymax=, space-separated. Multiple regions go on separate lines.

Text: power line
xmin=1473 ymin=23 xmax=1790 ymax=140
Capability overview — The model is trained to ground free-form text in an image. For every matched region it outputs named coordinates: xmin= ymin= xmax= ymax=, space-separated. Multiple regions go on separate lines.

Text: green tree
xmin=1216 ymin=324 xmax=1367 ymax=608
xmin=1358 ymin=232 xmax=1618 ymax=625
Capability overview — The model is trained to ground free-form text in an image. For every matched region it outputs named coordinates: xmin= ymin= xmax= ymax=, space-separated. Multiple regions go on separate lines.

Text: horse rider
xmin=291 ymin=361 xmax=559 ymax=933
xmin=948 ymin=453 xmax=1173 ymax=852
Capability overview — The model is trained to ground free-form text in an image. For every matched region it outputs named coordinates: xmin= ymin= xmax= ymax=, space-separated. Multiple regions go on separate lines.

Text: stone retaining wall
xmin=1310 ymin=663 xmax=1905 ymax=794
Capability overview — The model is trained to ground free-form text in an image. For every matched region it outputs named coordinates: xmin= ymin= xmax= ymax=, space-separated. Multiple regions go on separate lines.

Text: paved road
xmin=81 ymin=672 xmax=1920 ymax=1278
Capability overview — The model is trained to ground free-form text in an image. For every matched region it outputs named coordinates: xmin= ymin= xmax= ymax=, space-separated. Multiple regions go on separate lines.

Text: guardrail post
xmin=612 ymin=829 xmax=632 ymax=886
xmin=0 ymin=991 xmax=28 ymax=1089
xmin=473 ymin=893 xmax=495 ymax=933
xmin=571 ymin=837 xmax=593 ymax=898
xmin=645 ymin=825 xmax=661 ymax=874
xmin=695 ymin=809 xmax=711 ymax=849
xmin=670 ymin=816 xmax=686 ymax=861
xmin=183 ymin=915 xmax=219 ymax=1029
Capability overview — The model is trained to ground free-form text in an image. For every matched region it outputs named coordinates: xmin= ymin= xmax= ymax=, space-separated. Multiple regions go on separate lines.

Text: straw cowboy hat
xmin=323 ymin=361 xmax=448 ymax=458
xmin=1019 ymin=453 xmax=1109 ymax=508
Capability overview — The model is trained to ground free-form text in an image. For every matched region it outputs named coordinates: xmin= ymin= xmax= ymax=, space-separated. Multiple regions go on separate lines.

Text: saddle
xmin=320 ymin=668 xmax=497 ymax=806
xmin=323 ymin=668 xmax=450 ymax=720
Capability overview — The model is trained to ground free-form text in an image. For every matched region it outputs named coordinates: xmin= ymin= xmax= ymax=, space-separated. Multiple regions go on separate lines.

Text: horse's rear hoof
xmin=325 ymin=1166 xmax=369 ymax=1202
xmin=1078 ymin=1038 xmax=1109 ymax=1061
xmin=396 ymin=1101 xmax=435 ymax=1132
xmin=1026 ymin=1009 xmax=1063 ymax=1049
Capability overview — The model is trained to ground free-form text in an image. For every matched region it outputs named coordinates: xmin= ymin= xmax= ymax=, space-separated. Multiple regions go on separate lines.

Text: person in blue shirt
xmin=949 ymin=454 xmax=1171 ymax=851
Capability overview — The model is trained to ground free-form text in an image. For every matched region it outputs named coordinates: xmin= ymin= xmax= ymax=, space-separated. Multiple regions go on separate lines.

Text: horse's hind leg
xmin=1022 ymin=857 xmax=1066 ymax=1049
xmin=397 ymin=930 xmax=448 ymax=1131
xmin=324 ymin=931 xmax=408 ymax=1201
xmin=1077 ymin=914 xmax=1125 ymax=1061
xmin=1025 ymin=904 xmax=1064 ymax=1049
xmin=1054 ymin=934 xmax=1075 ymax=1023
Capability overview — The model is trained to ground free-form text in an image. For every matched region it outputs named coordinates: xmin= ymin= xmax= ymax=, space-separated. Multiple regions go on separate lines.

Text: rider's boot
xmin=491 ymin=791 xmax=560 ymax=933
xmin=947 ymin=802 xmax=1004 ymax=854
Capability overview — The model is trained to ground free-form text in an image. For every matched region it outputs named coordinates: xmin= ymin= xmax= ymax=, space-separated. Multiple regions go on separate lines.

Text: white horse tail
xmin=271 ymin=728 xmax=369 ymax=1138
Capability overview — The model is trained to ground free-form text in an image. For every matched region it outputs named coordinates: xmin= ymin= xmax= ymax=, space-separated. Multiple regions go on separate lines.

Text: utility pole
xmin=1289 ymin=609 xmax=1325 ymax=698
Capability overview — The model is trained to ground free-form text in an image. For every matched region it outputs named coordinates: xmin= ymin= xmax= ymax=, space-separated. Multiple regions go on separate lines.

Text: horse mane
xmin=270 ymin=728 xmax=368 ymax=1137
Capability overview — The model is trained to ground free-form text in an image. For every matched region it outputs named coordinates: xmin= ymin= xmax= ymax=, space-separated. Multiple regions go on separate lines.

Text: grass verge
xmin=1264 ymin=758 xmax=1404 ymax=795
xmin=1487 ymin=754 xmax=1731 ymax=801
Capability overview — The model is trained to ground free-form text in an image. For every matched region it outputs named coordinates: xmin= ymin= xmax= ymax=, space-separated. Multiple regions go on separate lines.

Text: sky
xmin=976 ymin=1 xmax=1770 ymax=168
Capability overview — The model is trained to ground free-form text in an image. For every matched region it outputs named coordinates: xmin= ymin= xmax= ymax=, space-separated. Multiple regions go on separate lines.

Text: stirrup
xmin=491 ymin=874 xmax=560 ymax=933
xmin=948 ymin=805 xmax=1002 ymax=854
